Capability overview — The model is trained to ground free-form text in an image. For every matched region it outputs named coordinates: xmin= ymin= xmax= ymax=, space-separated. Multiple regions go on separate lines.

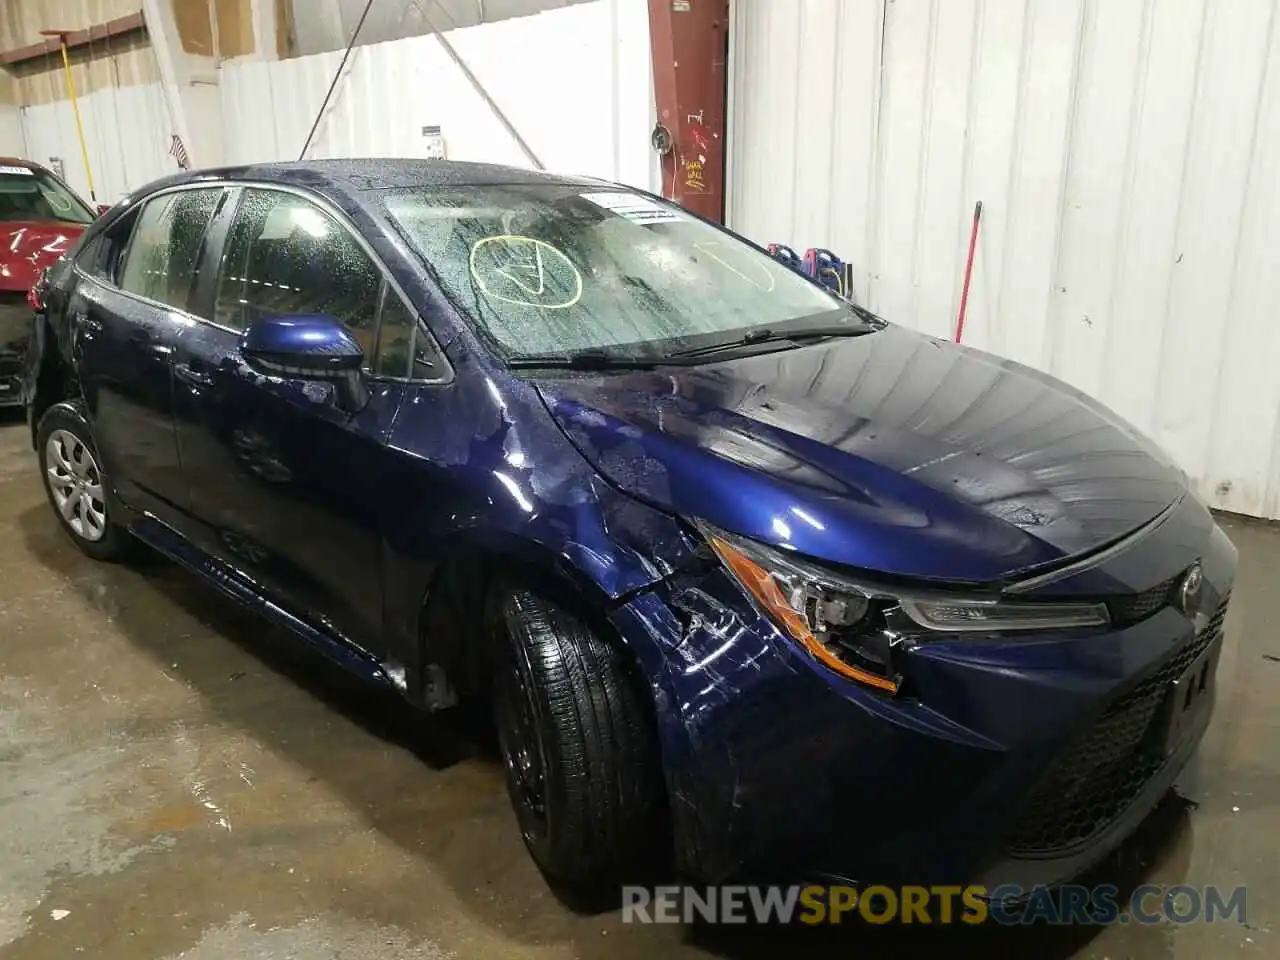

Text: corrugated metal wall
xmin=8 ymin=1 xmax=654 ymax=199
xmin=728 ymin=0 xmax=1280 ymax=520
xmin=221 ymin=0 xmax=657 ymax=190
xmin=1 ymin=0 xmax=174 ymax=200
xmin=19 ymin=82 xmax=176 ymax=202
xmin=0 ymin=107 xmax=24 ymax=156
xmin=0 ymin=0 xmax=159 ymax=107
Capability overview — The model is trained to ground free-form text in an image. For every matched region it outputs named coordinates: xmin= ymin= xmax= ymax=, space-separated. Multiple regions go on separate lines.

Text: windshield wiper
xmin=665 ymin=323 xmax=874 ymax=360
xmin=506 ymin=350 xmax=660 ymax=371
xmin=506 ymin=316 xmax=879 ymax=370
xmin=847 ymin=302 xmax=886 ymax=325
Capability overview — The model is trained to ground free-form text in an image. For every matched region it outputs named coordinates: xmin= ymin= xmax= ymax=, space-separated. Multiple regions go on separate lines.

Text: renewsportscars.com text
xmin=622 ymin=884 xmax=1247 ymax=926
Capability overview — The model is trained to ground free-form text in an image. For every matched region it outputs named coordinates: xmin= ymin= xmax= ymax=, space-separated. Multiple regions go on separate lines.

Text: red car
xmin=0 ymin=158 xmax=100 ymax=406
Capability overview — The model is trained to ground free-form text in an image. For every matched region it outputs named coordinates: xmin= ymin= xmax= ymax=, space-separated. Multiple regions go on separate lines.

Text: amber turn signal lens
xmin=708 ymin=535 xmax=899 ymax=693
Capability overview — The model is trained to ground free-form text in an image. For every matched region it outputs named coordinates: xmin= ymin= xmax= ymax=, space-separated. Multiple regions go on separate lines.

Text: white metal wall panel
xmin=10 ymin=2 xmax=653 ymax=205
xmin=18 ymin=83 xmax=175 ymax=203
xmin=729 ymin=0 xmax=1280 ymax=519
xmin=221 ymin=1 xmax=656 ymax=190
xmin=0 ymin=107 xmax=25 ymax=157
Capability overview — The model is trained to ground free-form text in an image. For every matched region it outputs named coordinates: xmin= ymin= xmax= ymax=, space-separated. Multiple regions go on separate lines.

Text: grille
xmin=1106 ymin=570 xmax=1182 ymax=625
xmin=1005 ymin=599 xmax=1227 ymax=857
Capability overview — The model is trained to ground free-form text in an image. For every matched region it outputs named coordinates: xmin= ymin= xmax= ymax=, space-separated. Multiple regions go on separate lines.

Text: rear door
xmin=68 ymin=186 xmax=226 ymax=519
xmin=171 ymin=185 xmax=414 ymax=654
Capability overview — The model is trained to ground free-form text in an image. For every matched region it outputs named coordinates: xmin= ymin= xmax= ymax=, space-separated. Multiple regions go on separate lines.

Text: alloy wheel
xmin=45 ymin=429 xmax=107 ymax=542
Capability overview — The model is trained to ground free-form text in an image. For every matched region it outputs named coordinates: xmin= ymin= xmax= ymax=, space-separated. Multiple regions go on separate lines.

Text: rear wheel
xmin=490 ymin=583 xmax=664 ymax=889
xmin=37 ymin=406 xmax=130 ymax=561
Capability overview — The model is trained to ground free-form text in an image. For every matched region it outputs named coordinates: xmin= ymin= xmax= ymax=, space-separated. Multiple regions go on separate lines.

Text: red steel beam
xmin=0 ymin=11 xmax=147 ymax=67
xmin=648 ymin=0 xmax=728 ymax=222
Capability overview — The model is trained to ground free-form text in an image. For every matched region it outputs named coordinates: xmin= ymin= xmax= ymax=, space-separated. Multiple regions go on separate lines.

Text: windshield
xmin=0 ymin=164 xmax=94 ymax=225
xmin=381 ymin=183 xmax=854 ymax=361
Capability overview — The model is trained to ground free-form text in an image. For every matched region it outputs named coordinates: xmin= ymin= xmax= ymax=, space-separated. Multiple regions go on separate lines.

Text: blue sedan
xmin=23 ymin=160 xmax=1235 ymax=892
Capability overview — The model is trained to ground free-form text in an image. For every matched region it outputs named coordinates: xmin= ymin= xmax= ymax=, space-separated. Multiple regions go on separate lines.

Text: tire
xmin=36 ymin=405 xmax=131 ymax=562
xmin=490 ymin=583 xmax=664 ymax=890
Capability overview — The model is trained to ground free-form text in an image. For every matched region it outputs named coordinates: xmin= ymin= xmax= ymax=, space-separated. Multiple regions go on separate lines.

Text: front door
xmin=172 ymin=186 xmax=405 ymax=654
xmin=70 ymin=186 xmax=225 ymax=519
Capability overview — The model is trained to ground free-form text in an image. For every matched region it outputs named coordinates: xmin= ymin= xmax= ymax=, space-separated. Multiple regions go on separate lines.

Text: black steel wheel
xmin=489 ymin=583 xmax=664 ymax=889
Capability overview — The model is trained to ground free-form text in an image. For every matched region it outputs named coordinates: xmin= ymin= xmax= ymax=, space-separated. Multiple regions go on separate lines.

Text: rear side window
xmin=77 ymin=213 xmax=135 ymax=285
xmin=119 ymin=188 xmax=223 ymax=311
xmin=76 ymin=235 xmax=109 ymax=278
xmin=213 ymin=188 xmax=380 ymax=358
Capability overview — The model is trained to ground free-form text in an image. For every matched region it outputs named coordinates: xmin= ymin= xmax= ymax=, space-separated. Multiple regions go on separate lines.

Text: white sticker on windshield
xmin=0 ymin=165 xmax=33 ymax=176
xmin=581 ymin=191 xmax=681 ymax=224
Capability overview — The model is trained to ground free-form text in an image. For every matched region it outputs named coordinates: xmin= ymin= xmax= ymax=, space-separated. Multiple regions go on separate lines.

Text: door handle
xmin=128 ymin=328 xmax=153 ymax=345
xmin=174 ymin=361 xmax=215 ymax=388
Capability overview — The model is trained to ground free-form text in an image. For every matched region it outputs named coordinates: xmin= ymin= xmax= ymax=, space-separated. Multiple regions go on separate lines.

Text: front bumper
xmin=613 ymin=494 xmax=1236 ymax=889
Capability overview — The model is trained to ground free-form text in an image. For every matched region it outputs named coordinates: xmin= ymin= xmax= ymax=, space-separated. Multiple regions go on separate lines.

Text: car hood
xmin=0 ymin=219 xmax=85 ymax=293
xmin=535 ymin=324 xmax=1186 ymax=583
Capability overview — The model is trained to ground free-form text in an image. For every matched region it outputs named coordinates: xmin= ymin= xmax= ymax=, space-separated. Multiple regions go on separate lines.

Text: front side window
xmin=372 ymin=288 xmax=444 ymax=379
xmin=214 ymin=189 xmax=381 ymax=360
xmin=118 ymin=188 xmax=224 ymax=310
xmin=381 ymin=184 xmax=852 ymax=362
xmin=0 ymin=165 xmax=94 ymax=225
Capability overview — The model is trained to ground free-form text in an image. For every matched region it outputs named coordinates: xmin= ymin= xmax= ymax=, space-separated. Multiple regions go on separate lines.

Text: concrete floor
xmin=1 ymin=412 xmax=1278 ymax=960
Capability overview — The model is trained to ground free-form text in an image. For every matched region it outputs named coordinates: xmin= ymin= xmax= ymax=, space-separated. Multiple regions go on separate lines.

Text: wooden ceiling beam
xmin=0 ymin=11 xmax=147 ymax=68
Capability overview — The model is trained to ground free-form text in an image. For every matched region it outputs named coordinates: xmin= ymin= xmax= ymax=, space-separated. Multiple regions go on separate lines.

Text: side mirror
xmin=241 ymin=314 xmax=368 ymax=411
xmin=95 ymin=203 xmax=112 ymax=217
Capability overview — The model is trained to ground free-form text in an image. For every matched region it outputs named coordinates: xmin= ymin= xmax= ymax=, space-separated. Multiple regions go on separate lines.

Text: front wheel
xmin=490 ymin=584 xmax=665 ymax=890
xmin=37 ymin=405 xmax=131 ymax=561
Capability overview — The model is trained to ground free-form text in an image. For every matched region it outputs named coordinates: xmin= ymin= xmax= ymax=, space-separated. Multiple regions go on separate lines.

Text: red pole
xmin=647 ymin=0 xmax=728 ymax=222
xmin=954 ymin=200 xmax=982 ymax=343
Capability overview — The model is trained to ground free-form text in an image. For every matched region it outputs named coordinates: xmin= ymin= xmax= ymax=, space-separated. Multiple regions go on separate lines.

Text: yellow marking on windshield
xmin=469 ymin=235 xmax=583 ymax=309
xmin=693 ymin=241 xmax=776 ymax=292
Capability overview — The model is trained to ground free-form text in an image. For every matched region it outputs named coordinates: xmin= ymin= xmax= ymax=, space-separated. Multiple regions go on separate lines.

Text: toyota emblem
xmin=1178 ymin=563 xmax=1204 ymax=616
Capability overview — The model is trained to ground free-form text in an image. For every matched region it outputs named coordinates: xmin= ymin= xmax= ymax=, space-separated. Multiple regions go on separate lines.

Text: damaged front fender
xmin=608 ymin=563 xmax=800 ymax=882
xmin=610 ymin=559 xmax=1004 ymax=885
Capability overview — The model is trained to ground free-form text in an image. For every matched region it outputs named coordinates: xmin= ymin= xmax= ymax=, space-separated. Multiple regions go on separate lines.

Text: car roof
xmin=133 ymin=158 xmax=610 ymax=209
xmin=0 ymin=157 xmax=47 ymax=172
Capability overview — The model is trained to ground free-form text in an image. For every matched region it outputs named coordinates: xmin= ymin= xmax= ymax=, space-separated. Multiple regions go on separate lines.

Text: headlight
xmin=698 ymin=523 xmax=1109 ymax=694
